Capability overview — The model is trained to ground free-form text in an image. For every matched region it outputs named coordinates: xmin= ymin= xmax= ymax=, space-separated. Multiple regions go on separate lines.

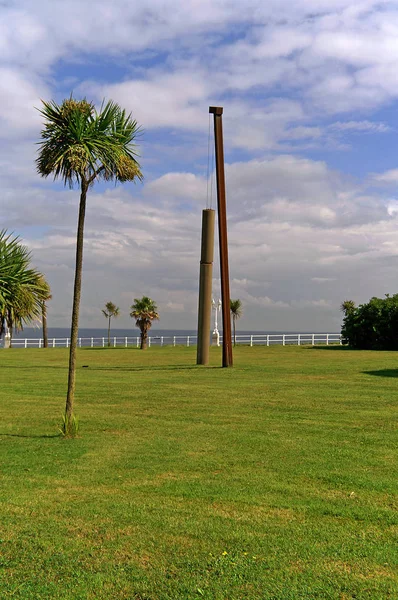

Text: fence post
xmin=250 ymin=335 xmax=253 ymax=347
xmin=298 ymin=334 xmax=300 ymax=346
xmin=79 ymin=338 xmax=82 ymax=348
xmin=91 ymin=337 xmax=93 ymax=348
xmin=66 ymin=338 xmax=69 ymax=348
xmin=38 ymin=339 xmax=42 ymax=348
xmin=326 ymin=334 xmax=329 ymax=345
xmin=173 ymin=336 xmax=176 ymax=347
xmin=340 ymin=335 xmax=342 ymax=345
xmin=148 ymin=337 xmax=151 ymax=348
xmin=161 ymin=336 xmax=164 ymax=347
xmin=267 ymin=334 xmax=269 ymax=347
xmin=312 ymin=334 xmax=315 ymax=346
xmin=283 ymin=335 xmax=285 ymax=346
xmin=187 ymin=336 xmax=190 ymax=347
xmin=114 ymin=336 xmax=116 ymax=348
xmin=137 ymin=337 xmax=139 ymax=348
xmin=24 ymin=339 xmax=27 ymax=348
xmin=53 ymin=338 xmax=55 ymax=348
xmin=125 ymin=337 xmax=128 ymax=348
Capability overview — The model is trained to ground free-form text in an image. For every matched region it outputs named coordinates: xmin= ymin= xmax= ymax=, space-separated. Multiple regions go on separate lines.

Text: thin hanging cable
xmin=206 ymin=113 xmax=211 ymax=209
xmin=210 ymin=127 xmax=215 ymax=210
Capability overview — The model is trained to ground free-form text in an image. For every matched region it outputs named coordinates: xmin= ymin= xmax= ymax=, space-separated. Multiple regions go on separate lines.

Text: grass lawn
xmin=0 ymin=345 xmax=397 ymax=599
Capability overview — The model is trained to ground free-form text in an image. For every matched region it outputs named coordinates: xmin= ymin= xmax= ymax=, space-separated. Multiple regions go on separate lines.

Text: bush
xmin=341 ymin=294 xmax=398 ymax=350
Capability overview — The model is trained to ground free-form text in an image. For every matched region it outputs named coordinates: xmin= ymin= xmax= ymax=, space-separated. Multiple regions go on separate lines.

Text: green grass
xmin=0 ymin=345 xmax=397 ymax=599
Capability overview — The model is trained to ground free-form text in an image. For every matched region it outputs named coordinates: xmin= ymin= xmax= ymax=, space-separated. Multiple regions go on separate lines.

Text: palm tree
xmin=230 ymin=299 xmax=242 ymax=347
xmin=40 ymin=279 xmax=52 ymax=348
xmin=0 ymin=230 xmax=49 ymax=342
xmin=37 ymin=97 xmax=142 ymax=434
xmin=102 ymin=301 xmax=120 ymax=347
xmin=340 ymin=300 xmax=356 ymax=316
xmin=130 ymin=296 xmax=159 ymax=349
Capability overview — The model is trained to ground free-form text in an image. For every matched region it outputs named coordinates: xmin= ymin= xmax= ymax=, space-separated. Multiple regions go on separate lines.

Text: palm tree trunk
xmin=65 ymin=180 xmax=88 ymax=427
xmin=108 ymin=316 xmax=111 ymax=347
xmin=42 ymin=301 xmax=48 ymax=348
xmin=141 ymin=325 xmax=147 ymax=350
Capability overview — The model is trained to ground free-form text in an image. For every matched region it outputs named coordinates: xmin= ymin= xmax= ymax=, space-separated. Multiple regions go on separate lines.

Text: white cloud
xmin=373 ymin=169 xmax=398 ymax=184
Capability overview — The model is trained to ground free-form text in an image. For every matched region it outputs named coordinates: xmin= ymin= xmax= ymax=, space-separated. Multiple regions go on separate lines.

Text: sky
xmin=2 ymin=0 xmax=398 ymax=332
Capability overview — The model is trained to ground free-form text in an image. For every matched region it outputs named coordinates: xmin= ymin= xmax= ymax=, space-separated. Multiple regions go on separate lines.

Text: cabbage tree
xmin=37 ymin=97 xmax=142 ymax=434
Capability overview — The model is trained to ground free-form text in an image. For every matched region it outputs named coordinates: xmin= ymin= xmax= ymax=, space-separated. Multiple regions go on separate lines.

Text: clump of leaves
xmin=59 ymin=413 xmax=79 ymax=438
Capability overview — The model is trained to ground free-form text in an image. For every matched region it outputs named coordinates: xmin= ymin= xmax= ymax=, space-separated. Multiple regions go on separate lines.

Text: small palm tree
xmin=340 ymin=300 xmax=356 ymax=316
xmin=102 ymin=301 xmax=120 ymax=347
xmin=0 ymin=230 xmax=49 ymax=342
xmin=37 ymin=96 xmax=142 ymax=434
xmin=230 ymin=299 xmax=242 ymax=347
xmin=130 ymin=296 xmax=159 ymax=349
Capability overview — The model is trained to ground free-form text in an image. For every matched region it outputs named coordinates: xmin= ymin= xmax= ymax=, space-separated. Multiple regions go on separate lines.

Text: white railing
xmin=5 ymin=333 xmax=342 ymax=349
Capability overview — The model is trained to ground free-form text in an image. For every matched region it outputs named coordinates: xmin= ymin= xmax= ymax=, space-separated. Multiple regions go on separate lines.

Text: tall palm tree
xmin=130 ymin=296 xmax=159 ymax=349
xmin=230 ymin=299 xmax=242 ymax=347
xmin=102 ymin=301 xmax=120 ymax=347
xmin=37 ymin=97 xmax=142 ymax=434
xmin=0 ymin=230 xmax=49 ymax=341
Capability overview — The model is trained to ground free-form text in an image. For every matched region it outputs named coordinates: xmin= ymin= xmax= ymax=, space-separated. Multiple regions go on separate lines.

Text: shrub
xmin=341 ymin=294 xmax=398 ymax=350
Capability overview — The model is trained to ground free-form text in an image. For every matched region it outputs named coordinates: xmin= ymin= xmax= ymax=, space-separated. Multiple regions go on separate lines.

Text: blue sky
xmin=2 ymin=0 xmax=398 ymax=331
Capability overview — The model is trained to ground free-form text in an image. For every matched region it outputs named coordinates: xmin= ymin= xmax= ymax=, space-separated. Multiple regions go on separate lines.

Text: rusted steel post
xmin=197 ymin=209 xmax=215 ymax=365
xmin=209 ymin=106 xmax=233 ymax=367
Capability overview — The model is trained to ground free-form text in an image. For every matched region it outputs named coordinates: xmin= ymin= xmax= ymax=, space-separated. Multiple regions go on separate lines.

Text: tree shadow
xmin=0 ymin=432 xmax=61 ymax=438
xmin=304 ymin=345 xmax=350 ymax=351
xmin=1 ymin=364 xmax=219 ymax=371
xmin=363 ymin=369 xmax=398 ymax=378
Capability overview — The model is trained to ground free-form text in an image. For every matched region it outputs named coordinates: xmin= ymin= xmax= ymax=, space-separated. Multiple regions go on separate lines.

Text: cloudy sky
xmin=2 ymin=0 xmax=398 ymax=332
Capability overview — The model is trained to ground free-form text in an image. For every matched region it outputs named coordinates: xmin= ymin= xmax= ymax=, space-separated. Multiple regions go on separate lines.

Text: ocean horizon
xmin=13 ymin=327 xmax=341 ymax=339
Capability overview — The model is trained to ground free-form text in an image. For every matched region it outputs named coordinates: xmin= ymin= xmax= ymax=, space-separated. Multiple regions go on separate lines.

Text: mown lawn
xmin=0 ymin=345 xmax=397 ymax=599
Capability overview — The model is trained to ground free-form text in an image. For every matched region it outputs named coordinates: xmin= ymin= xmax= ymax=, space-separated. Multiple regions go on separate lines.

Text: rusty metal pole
xmin=197 ymin=208 xmax=215 ymax=365
xmin=209 ymin=106 xmax=233 ymax=367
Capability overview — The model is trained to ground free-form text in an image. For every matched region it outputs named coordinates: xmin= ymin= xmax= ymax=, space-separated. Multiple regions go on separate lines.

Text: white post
xmin=326 ymin=334 xmax=329 ymax=345
xmin=267 ymin=334 xmax=269 ymax=347
xmin=312 ymin=334 xmax=315 ymax=346
xmin=283 ymin=335 xmax=285 ymax=346
xmin=340 ymin=335 xmax=342 ymax=345
xmin=91 ymin=337 xmax=93 ymax=348
xmin=114 ymin=336 xmax=116 ymax=348
xmin=125 ymin=337 xmax=128 ymax=348
xmin=173 ymin=336 xmax=176 ymax=347
xmin=25 ymin=339 xmax=28 ymax=348
xmin=250 ymin=335 xmax=253 ymax=347
xmin=187 ymin=336 xmax=190 ymax=347
xmin=38 ymin=338 xmax=42 ymax=348
xmin=137 ymin=337 xmax=139 ymax=347
xmin=102 ymin=337 xmax=105 ymax=348
xmin=148 ymin=337 xmax=151 ymax=348
xmin=53 ymin=338 xmax=55 ymax=348
xmin=161 ymin=336 xmax=164 ymax=347
xmin=79 ymin=338 xmax=82 ymax=348
xmin=66 ymin=338 xmax=69 ymax=348
xmin=298 ymin=334 xmax=300 ymax=346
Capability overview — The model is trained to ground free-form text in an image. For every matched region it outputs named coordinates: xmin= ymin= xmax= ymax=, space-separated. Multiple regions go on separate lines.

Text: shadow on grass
xmin=364 ymin=369 xmax=398 ymax=378
xmin=0 ymin=432 xmax=61 ymax=438
xmin=305 ymin=345 xmax=351 ymax=351
xmin=2 ymin=364 xmax=219 ymax=371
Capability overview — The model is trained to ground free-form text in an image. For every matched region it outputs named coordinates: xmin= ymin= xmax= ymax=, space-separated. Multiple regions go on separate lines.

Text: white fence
xmin=6 ymin=333 xmax=342 ymax=349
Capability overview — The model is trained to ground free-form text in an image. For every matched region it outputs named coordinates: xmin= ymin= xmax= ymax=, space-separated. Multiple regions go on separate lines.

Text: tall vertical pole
xmin=197 ymin=208 xmax=215 ymax=365
xmin=209 ymin=106 xmax=233 ymax=367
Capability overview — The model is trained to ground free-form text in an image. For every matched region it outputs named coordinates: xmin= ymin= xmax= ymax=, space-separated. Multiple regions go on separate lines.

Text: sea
xmin=12 ymin=327 xmax=338 ymax=339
